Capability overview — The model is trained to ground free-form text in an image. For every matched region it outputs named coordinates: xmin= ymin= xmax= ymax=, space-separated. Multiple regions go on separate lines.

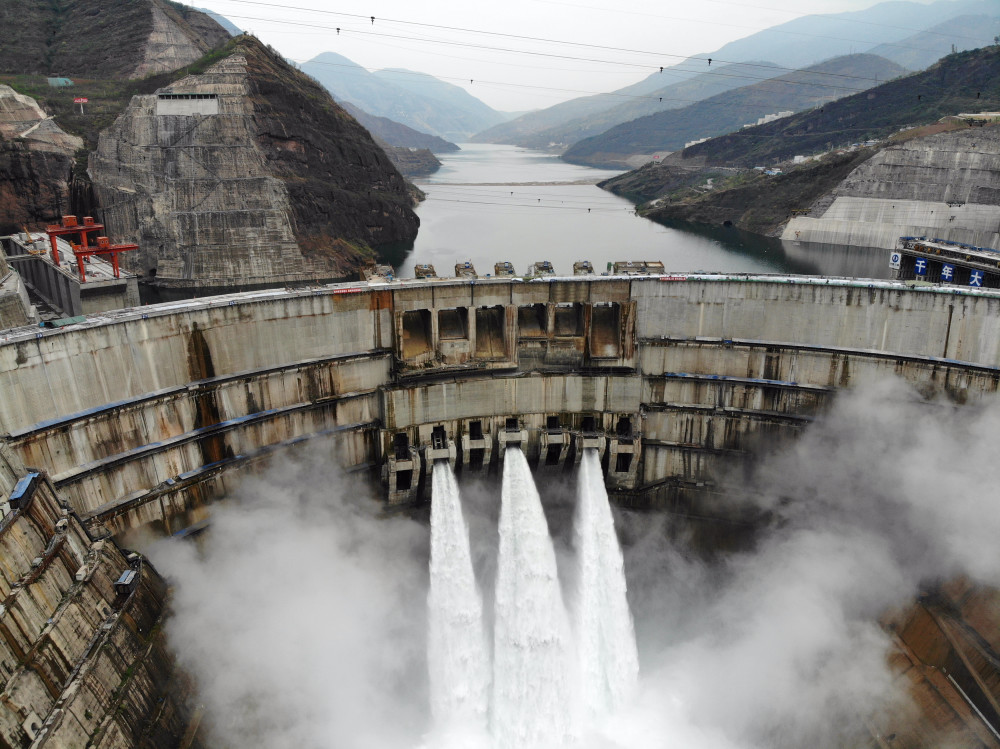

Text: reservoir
xmin=387 ymin=143 xmax=890 ymax=280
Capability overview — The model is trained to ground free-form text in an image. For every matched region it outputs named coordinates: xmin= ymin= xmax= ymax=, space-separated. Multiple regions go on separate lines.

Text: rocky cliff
xmin=90 ymin=37 xmax=420 ymax=288
xmin=602 ymin=46 xmax=1000 ymax=240
xmin=616 ymin=149 xmax=876 ymax=236
xmin=0 ymin=443 xmax=198 ymax=748
xmin=0 ymin=0 xmax=229 ymax=79
xmin=378 ymin=143 xmax=442 ymax=178
xmin=0 ymin=85 xmax=82 ymax=234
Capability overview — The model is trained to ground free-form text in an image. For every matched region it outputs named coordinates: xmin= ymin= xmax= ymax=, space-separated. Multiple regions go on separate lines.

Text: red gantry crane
xmin=44 ymin=215 xmax=138 ymax=283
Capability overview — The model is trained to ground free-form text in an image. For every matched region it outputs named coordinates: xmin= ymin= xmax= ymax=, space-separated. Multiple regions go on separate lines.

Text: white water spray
xmin=574 ymin=449 xmax=640 ymax=724
xmin=428 ymin=460 xmax=490 ymax=731
xmin=492 ymin=447 xmax=575 ymax=749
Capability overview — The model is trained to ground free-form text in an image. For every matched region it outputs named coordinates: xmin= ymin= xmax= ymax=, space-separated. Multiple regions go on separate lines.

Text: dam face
xmin=2 ymin=273 xmax=1000 ymax=538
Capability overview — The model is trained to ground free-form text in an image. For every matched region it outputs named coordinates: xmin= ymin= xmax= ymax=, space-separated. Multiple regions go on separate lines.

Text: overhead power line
xmin=215 ymin=0 xmax=988 ymax=83
xmin=288 ymin=53 xmax=876 ymax=106
xmin=227 ymin=13 xmax=908 ymax=101
xmin=535 ymin=0 xmax=991 ymax=45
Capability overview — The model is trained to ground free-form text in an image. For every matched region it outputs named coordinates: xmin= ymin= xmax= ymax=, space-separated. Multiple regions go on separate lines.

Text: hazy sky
xmin=193 ymin=0 xmax=939 ymax=111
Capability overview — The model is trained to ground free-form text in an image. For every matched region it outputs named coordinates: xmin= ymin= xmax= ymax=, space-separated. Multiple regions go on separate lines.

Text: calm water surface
xmin=383 ymin=144 xmax=890 ymax=281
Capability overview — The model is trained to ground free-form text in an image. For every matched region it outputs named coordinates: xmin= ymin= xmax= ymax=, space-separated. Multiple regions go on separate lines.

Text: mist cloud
xmin=151 ymin=378 xmax=1000 ymax=749
xmin=153 ymin=448 xmax=430 ymax=749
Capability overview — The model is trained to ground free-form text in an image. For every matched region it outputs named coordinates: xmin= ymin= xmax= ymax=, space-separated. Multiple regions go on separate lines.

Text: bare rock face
xmin=0 ymin=86 xmax=83 ymax=233
xmin=132 ymin=4 xmax=230 ymax=78
xmin=0 ymin=0 xmax=229 ymax=79
xmin=90 ymin=38 xmax=419 ymax=288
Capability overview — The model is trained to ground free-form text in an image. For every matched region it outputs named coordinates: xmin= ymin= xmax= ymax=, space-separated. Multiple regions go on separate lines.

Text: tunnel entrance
xmin=438 ymin=308 xmax=468 ymax=340
xmin=554 ymin=303 xmax=584 ymax=336
xmin=617 ymin=417 xmax=633 ymax=443
xmin=393 ymin=432 xmax=410 ymax=460
xmin=591 ymin=303 xmax=621 ymax=357
xmin=518 ymin=304 xmax=547 ymax=337
xmin=431 ymin=425 xmax=447 ymax=450
xmin=401 ymin=310 xmax=432 ymax=358
xmin=475 ymin=306 xmax=505 ymax=357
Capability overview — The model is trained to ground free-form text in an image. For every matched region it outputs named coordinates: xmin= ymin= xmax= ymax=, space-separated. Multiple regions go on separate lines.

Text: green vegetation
xmin=564 ymin=54 xmax=910 ymax=166
xmin=600 ymin=45 xmax=1000 ymax=237
xmin=638 ymin=150 xmax=876 ymax=235
xmin=181 ymin=34 xmax=241 ymax=76
xmin=0 ymin=35 xmax=242 ymax=152
xmin=684 ymin=45 xmax=1000 ymax=167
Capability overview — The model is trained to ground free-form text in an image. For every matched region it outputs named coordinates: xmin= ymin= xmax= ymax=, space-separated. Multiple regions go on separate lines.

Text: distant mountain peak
xmin=300 ymin=51 xmax=507 ymax=141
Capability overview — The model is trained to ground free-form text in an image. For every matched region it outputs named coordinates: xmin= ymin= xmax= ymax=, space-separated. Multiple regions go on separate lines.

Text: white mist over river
xmin=151 ymin=381 xmax=1000 ymax=749
xmin=388 ymin=144 xmax=890 ymax=281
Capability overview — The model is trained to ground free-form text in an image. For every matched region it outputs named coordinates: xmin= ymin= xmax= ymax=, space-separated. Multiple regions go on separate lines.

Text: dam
xmin=3 ymin=269 xmax=1000 ymax=746
xmin=2 ymin=271 xmax=1000 ymax=540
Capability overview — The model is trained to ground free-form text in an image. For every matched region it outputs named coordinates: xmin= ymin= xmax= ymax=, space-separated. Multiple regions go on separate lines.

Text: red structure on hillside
xmin=44 ymin=215 xmax=137 ymax=283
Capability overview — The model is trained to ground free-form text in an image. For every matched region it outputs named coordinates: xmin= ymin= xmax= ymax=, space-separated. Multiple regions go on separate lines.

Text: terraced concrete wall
xmin=783 ymin=128 xmax=1000 ymax=251
xmin=0 ymin=445 xmax=192 ymax=748
xmin=1 ymin=275 xmax=999 ymax=533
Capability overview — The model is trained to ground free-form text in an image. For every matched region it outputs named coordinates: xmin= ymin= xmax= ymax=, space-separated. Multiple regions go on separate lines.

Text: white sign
xmin=889 ymin=251 xmax=901 ymax=269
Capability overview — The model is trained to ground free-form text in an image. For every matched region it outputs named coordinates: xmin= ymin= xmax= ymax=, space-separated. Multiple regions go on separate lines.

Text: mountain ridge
xmin=563 ymin=54 xmax=910 ymax=168
xmin=469 ymin=0 xmax=997 ymax=148
xmin=299 ymin=52 xmax=506 ymax=141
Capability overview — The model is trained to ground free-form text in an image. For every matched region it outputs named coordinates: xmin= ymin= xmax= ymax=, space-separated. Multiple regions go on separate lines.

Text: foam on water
xmin=426 ymin=447 xmax=640 ymax=748
xmin=574 ymin=449 xmax=640 ymax=725
xmin=492 ymin=447 xmax=575 ymax=748
xmin=428 ymin=460 xmax=490 ymax=731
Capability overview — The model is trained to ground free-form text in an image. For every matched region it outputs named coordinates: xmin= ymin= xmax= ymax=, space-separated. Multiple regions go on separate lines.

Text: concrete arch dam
xmin=2 ymin=273 xmax=1000 ymax=538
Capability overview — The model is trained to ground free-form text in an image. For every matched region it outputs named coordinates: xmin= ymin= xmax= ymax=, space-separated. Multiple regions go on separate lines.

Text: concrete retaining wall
xmin=781 ymin=127 xmax=1000 ymax=251
xmin=5 ymin=254 xmax=82 ymax=317
xmin=783 ymin=199 xmax=1000 ymax=250
xmin=0 ymin=278 xmax=31 ymax=330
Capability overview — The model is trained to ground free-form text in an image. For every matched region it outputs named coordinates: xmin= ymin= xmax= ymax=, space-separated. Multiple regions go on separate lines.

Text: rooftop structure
xmin=414 ymin=264 xmax=437 ymax=279
xmin=363 ymin=263 xmax=396 ymax=282
xmin=2 ymin=230 xmax=139 ymax=319
xmin=527 ymin=260 xmax=555 ymax=277
xmin=455 ymin=261 xmax=477 ymax=279
xmin=895 ymin=236 xmax=1000 ymax=288
xmin=612 ymin=260 xmax=666 ymax=275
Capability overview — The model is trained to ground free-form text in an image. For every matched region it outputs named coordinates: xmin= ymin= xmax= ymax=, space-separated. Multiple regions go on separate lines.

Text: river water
xmin=383 ymin=143 xmax=890 ymax=281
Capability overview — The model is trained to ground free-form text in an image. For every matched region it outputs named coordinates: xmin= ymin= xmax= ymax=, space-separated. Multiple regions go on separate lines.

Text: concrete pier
xmin=1 ymin=234 xmax=139 ymax=318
